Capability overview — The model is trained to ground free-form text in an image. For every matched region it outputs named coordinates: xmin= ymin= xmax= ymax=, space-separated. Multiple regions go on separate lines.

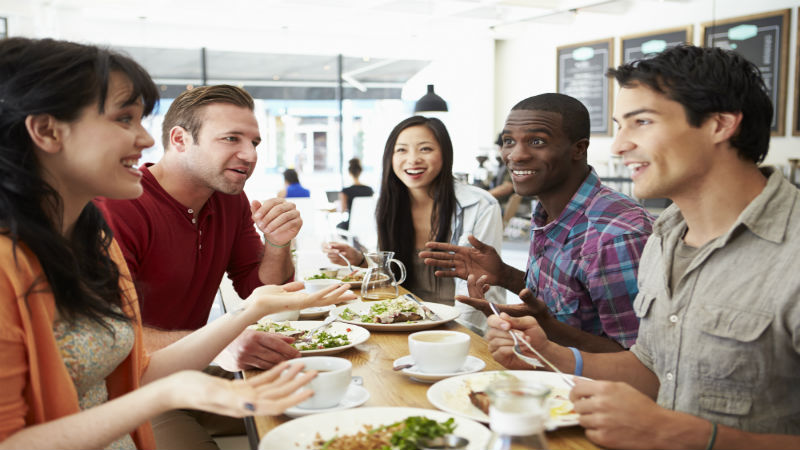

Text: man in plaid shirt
xmin=421 ymin=93 xmax=653 ymax=351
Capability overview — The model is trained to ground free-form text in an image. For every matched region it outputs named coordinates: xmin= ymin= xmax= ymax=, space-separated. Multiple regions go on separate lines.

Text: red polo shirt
xmin=95 ymin=164 xmax=264 ymax=330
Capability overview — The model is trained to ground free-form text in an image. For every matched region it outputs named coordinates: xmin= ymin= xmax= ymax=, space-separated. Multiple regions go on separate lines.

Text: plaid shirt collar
xmin=531 ymin=168 xmax=601 ymax=245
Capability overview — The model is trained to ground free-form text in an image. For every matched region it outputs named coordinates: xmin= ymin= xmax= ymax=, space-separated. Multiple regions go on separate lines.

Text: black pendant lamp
xmin=414 ymin=84 xmax=448 ymax=113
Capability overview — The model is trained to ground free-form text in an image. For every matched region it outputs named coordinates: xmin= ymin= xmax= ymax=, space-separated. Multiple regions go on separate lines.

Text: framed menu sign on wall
xmin=557 ymin=39 xmax=613 ymax=136
xmin=701 ymin=9 xmax=790 ymax=136
xmin=621 ymin=26 xmax=693 ymax=64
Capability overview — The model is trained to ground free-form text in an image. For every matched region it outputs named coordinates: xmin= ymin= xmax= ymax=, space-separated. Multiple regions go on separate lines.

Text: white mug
xmin=408 ymin=330 xmax=470 ymax=373
xmin=293 ymin=356 xmax=352 ymax=409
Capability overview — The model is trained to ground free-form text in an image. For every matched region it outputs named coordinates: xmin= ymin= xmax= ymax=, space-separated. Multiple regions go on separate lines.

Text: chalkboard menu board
xmin=621 ymin=27 xmax=692 ymax=64
xmin=557 ymin=39 xmax=613 ymax=136
xmin=702 ymin=9 xmax=790 ymax=135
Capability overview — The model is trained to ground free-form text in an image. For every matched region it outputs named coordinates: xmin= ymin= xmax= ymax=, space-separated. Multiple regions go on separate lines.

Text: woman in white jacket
xmin=325 ymin=116 xmax=504 ymax=333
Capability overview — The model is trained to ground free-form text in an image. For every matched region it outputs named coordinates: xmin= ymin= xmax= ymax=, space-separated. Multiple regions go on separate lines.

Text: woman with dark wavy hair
xmin=325 ymin=116 xmax=504 ymax=333
xmin=0 ymin=37 xmax=350 ymax=449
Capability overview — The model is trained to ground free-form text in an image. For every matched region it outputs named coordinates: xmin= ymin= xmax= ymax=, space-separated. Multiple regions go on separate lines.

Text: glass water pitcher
xmin=360 ymin=251 xmax=406 ymax=301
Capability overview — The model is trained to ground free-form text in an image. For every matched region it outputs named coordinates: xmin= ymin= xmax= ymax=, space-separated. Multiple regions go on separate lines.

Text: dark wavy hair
xmin=375 ymin=116 xmax=456 ymax=286
xmin=0 ymin=38 xmax=158 ymax=326
xmin=607 ymin=44 xmax=772 ymax=163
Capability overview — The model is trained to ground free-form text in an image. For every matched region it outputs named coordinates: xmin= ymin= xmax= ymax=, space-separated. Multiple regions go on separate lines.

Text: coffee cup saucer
xmin=284 ymin=384 xmax=370 ymax=418
xmin=393 ymin=355 xmax=485 ymax=383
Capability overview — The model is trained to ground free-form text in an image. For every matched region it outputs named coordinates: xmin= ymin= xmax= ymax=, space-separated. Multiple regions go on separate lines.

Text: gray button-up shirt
xmin=630 ymin=170 xmax=800 ymax=434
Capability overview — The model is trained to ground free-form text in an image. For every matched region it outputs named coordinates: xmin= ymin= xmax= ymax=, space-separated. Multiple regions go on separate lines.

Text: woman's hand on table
xmin=164 ymin=361 xmax=316 ymax=417
xmin=486 ymin=313 xmax=551 ymax=370
xmin=247 ymin=282 xmax=356 ymax=316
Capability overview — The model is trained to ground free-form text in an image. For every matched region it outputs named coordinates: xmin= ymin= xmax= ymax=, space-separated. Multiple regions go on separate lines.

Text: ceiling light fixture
xmin=414 ymin=84 xmax=448 ymax=113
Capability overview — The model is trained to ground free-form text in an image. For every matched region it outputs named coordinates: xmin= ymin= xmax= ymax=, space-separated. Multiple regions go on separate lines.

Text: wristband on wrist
xmin=705 ymin=422 xmax=717 ymax=450
xmin=357 ymin=253 xmax=366 ymax=266
xmin=265 ymin=237 xmax=290 ymax=248
xmin=568 ymin=347 xmax=583 ymax=377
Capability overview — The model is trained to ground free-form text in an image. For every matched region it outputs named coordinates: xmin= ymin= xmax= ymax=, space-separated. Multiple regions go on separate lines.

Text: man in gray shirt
xmin=486 ymin=44 xmax=800 ymax=449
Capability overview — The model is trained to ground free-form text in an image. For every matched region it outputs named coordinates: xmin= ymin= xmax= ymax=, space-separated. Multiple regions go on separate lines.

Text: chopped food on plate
xmin=340 ymin=297 xmax=424 ymax=324
xmin=314 ymin=416 xmax=455 ymax=450
xmin=254 ymin=321 xmax=351 ymax=351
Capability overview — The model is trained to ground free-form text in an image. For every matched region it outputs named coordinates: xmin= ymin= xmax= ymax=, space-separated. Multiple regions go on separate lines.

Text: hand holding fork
xmin=487 ymin=301 xmax=575 ymax=387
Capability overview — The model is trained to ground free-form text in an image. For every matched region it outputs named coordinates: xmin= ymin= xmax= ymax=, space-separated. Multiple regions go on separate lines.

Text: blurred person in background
xmin=278 ymin=168 xmax=310 ymax=198
xmin=323 ymin=116 xmax=504 ymax=334
xmin=337 ymin=157 xmax=374 ymax=230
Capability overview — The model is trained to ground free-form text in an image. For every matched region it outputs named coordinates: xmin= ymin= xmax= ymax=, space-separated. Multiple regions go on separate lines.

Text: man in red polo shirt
xmin=96 ymin=85 xmax=316 ymax=448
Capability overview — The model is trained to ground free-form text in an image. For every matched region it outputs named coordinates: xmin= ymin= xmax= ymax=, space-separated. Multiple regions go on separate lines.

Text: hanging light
xmin=414 ymin=84 xmax=448 ymax=113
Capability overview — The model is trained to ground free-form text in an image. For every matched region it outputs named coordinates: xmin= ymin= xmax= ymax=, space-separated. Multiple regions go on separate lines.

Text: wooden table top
xmin=244 ymin=301 xmax=601 ymax=450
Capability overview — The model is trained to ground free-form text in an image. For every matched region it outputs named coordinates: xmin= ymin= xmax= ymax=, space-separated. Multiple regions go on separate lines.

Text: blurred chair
xmin=348 ymin=196 xmax=378 ymax=251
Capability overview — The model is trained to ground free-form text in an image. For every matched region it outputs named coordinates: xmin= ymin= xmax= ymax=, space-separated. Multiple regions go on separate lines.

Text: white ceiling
xmin=7 ymin=0 xmax=694 ymax=41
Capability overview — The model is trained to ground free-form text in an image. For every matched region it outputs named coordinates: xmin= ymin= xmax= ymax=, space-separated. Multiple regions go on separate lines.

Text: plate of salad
xmin=259 ymin=407 xmax=490 ymax=450
xmin=331 ymin=298 xmax=460 ymax=331
xmin=250 ymin=320 xmax=370 ymax=356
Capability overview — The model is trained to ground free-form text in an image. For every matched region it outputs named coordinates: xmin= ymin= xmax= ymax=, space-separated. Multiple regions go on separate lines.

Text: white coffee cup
xmin=408 ymin=330 xmax=470 ymax=373
xmin=293 ymin=356 xmax=352 ymax=409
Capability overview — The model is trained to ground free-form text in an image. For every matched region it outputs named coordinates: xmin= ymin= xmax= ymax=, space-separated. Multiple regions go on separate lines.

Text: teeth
xmin=628 ymin=162 xmax=648 ymax=171
xmin=406 ymin=169 xmax=424 ymax=175
xmin=512 ymin=170 xmax=536 ymax=176
xmin=233 ymin=169 xmax=246 ymax=174
xmin=121 ymin=158 xmax=138 ymax=168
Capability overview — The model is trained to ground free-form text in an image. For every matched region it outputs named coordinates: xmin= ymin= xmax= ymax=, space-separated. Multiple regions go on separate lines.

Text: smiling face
xmin=500 ymin=109 xmax=585 ymax=198
xmin=391 ymin=125 xmax=443 ymax=194
xmin=180 ymin=103 xmax=261 ymax=195
xmin=611 ymin=83 xmax=717 ymax=200
xmin=48 ymin=71 xmax=154 ymax=204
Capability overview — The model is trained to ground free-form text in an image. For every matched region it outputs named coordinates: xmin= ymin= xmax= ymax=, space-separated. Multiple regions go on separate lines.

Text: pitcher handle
xmin=389 ymin=258 xmax=406 ymax=285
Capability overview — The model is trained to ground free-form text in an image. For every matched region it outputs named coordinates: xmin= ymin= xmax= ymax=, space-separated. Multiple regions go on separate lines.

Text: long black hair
xmin=0 ymin=38 xmax=158 ymax=326
xmin=375 ymin=116 xmax=456 ymax=286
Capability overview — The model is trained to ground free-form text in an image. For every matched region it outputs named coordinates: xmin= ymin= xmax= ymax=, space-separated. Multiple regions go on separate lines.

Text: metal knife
xmin=404 ymin=293 xmax=441 ymax=321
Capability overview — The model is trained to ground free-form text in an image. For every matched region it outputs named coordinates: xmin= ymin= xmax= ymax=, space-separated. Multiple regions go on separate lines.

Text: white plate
xmin=330 ymin=301 xmax=460 ymax=331
xmin=426 ymin=370 xmax=580 ymax=430
xmin=298 ymin=305 xmax=335 ymax=319
xmin=259 ymin=406 xmax=491 ymax=450
xmin=249 ymin=321 xmax=370 ymax=356
xmin=283 ymin=384 xmax=370 ymax=418
xmin=394 ymin=355 xmax=486 ymax=383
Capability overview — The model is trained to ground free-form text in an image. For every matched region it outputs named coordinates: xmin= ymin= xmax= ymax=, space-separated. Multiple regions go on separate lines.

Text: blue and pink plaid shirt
xmin=527 ymin=169 xmax=653 ymax=348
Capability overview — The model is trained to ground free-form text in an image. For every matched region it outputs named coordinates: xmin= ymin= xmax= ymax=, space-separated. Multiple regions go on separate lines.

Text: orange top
xmin=0 ymin=236 xmax=154 ymax=449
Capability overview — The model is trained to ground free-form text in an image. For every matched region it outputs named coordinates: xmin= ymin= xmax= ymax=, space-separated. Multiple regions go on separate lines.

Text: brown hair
xmin=161 ymin=84 xmax=254 ymax=149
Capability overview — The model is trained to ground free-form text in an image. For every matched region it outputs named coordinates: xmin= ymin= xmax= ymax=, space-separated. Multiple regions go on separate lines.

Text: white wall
xmin=495 ymin=0 xmax=800 ymax=170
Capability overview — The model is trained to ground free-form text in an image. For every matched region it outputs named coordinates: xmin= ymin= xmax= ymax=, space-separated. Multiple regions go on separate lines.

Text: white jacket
xmin=450 ymin=182 xmax=505 ymax=334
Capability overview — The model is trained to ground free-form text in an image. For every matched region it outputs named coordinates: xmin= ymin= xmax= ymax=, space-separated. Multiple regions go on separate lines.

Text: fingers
xmin=455 ymin=295 xmax=492 ymax=316
xmin=281 ymin=281 xmax=304 ymax=292
xmin=466 ymin=234 xmax=488 ymax=250
xmin=465 ymin=274 xmax=487 ymax=300
xmin=518 ymin=288 xmax=548 ymax=316
xmin=423 ymin=241 xmax=462 ymax=252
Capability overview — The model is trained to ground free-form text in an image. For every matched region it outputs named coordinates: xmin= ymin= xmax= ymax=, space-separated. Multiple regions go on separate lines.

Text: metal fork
xmin=487 ymin=301 xmax=575 ymax=388
xmin=335 ymin=251 xmax=355 ymax=273
xmin=302 ymin=314 xmax=338 ymax=341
